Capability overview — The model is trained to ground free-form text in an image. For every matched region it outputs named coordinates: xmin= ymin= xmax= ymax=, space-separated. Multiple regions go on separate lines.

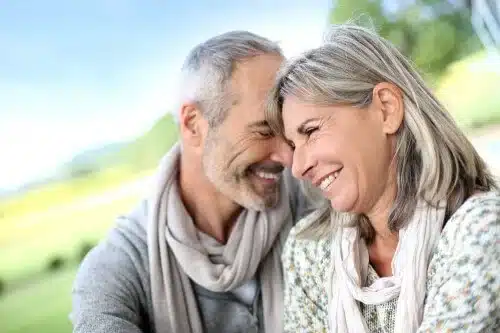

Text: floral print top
xmin=282 ymin=192 xmax=500 ymax=332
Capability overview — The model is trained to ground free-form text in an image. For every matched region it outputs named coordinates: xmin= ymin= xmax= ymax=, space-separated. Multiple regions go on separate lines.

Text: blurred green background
xmin=1 ymin=1 xmax=499 ymax=332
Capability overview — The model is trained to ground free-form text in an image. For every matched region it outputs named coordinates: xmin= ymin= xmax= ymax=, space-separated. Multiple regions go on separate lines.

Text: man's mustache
xmin=249 ymin=161 xmax=284 ymax=174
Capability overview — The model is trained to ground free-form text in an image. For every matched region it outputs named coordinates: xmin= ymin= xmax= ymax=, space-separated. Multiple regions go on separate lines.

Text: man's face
xmin=201 ymin=54 xmax=291 ymax=211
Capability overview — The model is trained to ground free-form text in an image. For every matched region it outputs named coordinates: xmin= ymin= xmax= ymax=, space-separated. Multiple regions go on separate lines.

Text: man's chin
xmin=253 ymin=187 xmax=281 ymax=210
xmin=262 ymin=193 xmax=280 ymax=209
xmin=237 ymin=186 xmax=280 ymax=211
xmin=223 ymin=173 xmax=281 ymax=210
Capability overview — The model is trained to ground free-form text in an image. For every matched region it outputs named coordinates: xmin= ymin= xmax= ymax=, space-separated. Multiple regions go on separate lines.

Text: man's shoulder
xmin=103 ymin=199 xmax=150 ymax=254
xmin=71 ymin=199 xmax=155 ymax=332
xmin=75 ymin=199 xmax=151 ymax=288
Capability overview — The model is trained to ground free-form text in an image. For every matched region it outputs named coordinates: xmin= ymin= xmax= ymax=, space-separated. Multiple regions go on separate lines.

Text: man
xmin=71 ymin=31 xmax=312 ymax=333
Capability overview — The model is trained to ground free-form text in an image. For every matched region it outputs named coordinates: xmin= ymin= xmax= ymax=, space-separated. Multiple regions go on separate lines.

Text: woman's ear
xmin=372 ymin=82 xmax=404 ymax=135
xmin=179 ymin=102 xmax=205 ymax=148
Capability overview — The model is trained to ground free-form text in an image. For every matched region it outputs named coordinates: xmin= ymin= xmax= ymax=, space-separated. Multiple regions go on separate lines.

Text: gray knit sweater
xmin=70 ymin=172 xmax=312 ymax=333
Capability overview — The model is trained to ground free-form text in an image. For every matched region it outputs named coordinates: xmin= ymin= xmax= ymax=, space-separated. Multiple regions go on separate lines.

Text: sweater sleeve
xmin=70 ymin=215 xmax=151 ymax=333
xmin=418 ymin=193 xmax=500 ymax=332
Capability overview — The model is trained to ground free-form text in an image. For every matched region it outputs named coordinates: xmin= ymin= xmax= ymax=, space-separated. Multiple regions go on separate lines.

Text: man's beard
xmin=202 ymin=138 xmax=282 ymax=210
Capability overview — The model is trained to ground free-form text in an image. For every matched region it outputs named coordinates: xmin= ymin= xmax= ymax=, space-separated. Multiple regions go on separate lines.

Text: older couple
xmin=71 ymin=24 xmax=500 ymax=333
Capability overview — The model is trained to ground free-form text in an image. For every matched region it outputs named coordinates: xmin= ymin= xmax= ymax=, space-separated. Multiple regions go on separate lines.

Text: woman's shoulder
xmin=429 ymin=190 xmax=500 ymax=276
xmin=443 ymin=191 xmax=500 ymax=240
xmin=423 ymin=191 xmax=500 ymax=330
xmin=454 ymin=190 xmax=500 ymax=215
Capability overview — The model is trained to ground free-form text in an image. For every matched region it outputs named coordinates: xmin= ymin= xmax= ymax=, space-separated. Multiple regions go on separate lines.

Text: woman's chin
xmin=328 ymin=196 xmax=355 ymax=213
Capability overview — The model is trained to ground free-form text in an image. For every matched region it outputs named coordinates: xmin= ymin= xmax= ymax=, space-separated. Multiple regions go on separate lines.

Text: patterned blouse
xmin=282 ymin=192 xmax=500 ymax=332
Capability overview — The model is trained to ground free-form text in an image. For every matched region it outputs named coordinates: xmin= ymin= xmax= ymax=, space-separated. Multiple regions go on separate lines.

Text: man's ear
xmin=179 ymin=102 xmax=206 ymax=148
xmin=372 ymin=82 xmax=404 ymax=135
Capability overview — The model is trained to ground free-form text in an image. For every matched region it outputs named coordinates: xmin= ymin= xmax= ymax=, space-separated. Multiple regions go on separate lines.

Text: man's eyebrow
xmin=297 ymin=118 xmax=321 ymax=135
xmin=247 ymin=120 xmax=271 ymax=129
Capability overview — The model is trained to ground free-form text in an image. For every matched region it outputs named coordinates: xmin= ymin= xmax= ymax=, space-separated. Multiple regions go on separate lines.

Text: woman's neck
xmin=365 ymin=176 xmax=399 ymax=277
xmin=368 ymin=234 xmax=398 ymax=277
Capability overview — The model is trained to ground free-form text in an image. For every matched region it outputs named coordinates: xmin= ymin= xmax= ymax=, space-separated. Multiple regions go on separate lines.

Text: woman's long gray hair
xmin=266 ymin=23 xmax=497 ymax=242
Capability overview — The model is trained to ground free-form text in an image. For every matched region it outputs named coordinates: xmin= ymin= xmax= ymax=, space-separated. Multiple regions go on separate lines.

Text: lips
xmin=314 ymin=168 xmax=343 ymax=191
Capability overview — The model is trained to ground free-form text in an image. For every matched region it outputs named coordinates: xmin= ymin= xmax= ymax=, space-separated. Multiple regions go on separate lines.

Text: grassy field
xmin=0 ymin=194 xmax=142 ymax=284
xmin=0 ymin=176 xmax=146 ymax=333
xmin=0 ymin=168 xmax=150 ymax=285
xmin=0 ymin=267 xmax=76 ymax=333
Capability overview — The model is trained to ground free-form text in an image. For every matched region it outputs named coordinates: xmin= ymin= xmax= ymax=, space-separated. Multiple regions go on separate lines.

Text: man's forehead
xmin=222 ymin=97 xmax=269 ymax=129
xmin=229 ymin=55 xmax=283 ymax=93
xmin=218 ymin=55 xmax=282 ymax=128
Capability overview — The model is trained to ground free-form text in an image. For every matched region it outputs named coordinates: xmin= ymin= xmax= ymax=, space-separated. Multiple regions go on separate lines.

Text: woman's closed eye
xmin=303 ymin=126 xmax=319 ymax=137
xmin=286 ymin=125 xmax=320 ymax=150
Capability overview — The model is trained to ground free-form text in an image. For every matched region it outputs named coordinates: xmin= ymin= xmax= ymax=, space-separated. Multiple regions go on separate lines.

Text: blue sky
xmin=0 ymin=0 xmax=332 ymax=189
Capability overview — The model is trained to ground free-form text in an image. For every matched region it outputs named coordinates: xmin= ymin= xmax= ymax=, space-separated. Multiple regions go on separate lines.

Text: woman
xmin=266 ymin=24 xmax=500 ymax=332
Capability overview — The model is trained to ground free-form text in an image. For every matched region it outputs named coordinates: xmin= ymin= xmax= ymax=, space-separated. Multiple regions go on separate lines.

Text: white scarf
xmin=329 ymin=200 xmax=446 ymax=333
xmin=147 ymin=143 xmax=293 ymax=333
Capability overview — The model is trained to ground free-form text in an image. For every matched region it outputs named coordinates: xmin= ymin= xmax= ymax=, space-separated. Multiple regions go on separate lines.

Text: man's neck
xmin=179 ymin=153 xmax=242 ymax=244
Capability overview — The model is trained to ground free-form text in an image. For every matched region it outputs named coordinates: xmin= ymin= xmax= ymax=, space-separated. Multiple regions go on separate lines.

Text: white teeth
xmin=319 ymin=175 xmax=334 ymax=190
xmin=319 ymin=171 xmax=340 ymax=190
xmin=256 ymin=171 xmax=280 ymax=180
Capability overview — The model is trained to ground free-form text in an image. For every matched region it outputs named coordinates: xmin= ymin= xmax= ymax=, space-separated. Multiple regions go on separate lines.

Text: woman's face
xmin=281 ymin=85 xmax=403 ymax=214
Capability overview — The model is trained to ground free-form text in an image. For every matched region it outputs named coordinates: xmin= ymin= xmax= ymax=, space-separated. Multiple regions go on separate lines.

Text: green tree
xmin=330 ymin=0 xmax=483 ymax=82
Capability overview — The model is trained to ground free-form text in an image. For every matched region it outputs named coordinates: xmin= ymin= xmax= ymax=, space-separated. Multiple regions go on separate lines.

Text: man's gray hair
xmin=179 ymin=30 xmax=283 ymax=127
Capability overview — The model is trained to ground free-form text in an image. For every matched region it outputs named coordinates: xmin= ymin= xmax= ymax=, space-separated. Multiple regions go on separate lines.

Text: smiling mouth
xmin=247 ymin=162 xmax=284 ymax=184
xmin=318 ymin=169 xmax=342 ymax=191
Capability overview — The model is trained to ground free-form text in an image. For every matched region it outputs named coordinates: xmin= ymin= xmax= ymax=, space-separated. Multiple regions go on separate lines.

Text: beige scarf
xmin=147 ymin=143 xmax=292 ymax=333
xmin=329 ymin=200 xmax=446 ymax=333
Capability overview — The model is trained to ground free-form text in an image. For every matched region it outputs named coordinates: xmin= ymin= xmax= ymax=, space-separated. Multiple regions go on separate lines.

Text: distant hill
xmin=63 ymin=141 xmax=130 ymax=177
xmin=62 ymin=113 xmax=179 ymax=177
xmin=116 ymin=113 xmax=179 ymax=170
xmin=70 ymin=142 xmax=129 ymax=167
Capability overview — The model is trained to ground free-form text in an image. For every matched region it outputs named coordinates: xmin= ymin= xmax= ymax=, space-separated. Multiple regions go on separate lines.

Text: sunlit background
xmin=1 ymin=1 xmax=499 ymax=332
